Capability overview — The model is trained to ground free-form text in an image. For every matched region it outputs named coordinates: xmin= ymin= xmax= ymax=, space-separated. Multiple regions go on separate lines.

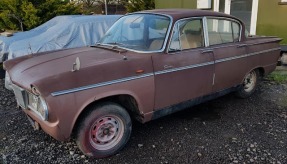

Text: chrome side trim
xmin=51 ymin=73 xmax=154 ymax=96
xmin=215 ymin=47 xmax=281 ymax=64
xmin=155 ymin=61 xmax=214 ymax=75
xmin=51 ymin=47 xmax=280 ymax=96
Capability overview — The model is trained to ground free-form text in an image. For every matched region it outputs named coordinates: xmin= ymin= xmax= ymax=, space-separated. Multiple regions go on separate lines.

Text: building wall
xmin=155 ymin=0 xmax=197 ymax=9
xmin=257 ymin=0 xmax=287 ymax=44
xmin=155 ymin=0 xmax=287 ymax=44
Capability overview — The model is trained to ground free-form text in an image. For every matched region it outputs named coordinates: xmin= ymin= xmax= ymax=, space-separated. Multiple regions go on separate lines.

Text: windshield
xmin=98 ymin=14 xmax=171 ymax=52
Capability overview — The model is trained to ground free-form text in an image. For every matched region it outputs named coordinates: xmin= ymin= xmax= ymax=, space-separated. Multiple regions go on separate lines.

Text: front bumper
xmin=21 ymin=107 xmax=66 ymax=141
xmin=11 ymin=84 xmax=67 ymax=141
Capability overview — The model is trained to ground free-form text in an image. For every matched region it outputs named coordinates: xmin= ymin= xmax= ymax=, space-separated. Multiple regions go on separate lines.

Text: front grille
xmin=12 ymin=84 xmax=28 ymax=109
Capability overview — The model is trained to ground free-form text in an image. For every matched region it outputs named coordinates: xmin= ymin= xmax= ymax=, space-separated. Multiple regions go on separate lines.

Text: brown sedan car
xmin=4 ymin=9 xmax=282 ymax=158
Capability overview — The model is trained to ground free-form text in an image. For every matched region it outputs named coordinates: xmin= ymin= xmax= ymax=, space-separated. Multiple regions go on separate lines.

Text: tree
xmin=80 ymin=0 xmax=119 ymax=14
xmin=0 ymin=0 xmax=81 ymax=31
xmin=80 ymin=0 xmax=154 ymax=14
xmin=0 ymin=0 xmax=29 ymax=31
xmin=21 ymin=1 xmax=40 ymax=30
xmin=37 ymin=0 xmax=81 ymax=24
xmin=125 ymin=0 xmax=155 ymax=13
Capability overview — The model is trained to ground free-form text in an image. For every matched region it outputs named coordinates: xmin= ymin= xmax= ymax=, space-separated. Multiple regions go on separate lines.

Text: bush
xmin=0 ymin=0 xmax=81 ymax=31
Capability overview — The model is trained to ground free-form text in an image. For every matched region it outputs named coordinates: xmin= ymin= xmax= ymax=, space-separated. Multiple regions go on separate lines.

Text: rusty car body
xmin=4 ymin=9 xmax=282 ymax=158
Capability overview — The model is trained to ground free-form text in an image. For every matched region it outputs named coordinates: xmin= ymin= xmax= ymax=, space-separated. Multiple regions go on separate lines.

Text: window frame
xmin=167 ymin=17 xmax=206 ymax=52
xmin=167 ymin=16 xmax=242 ymax=53
xmin=204 ymin=16 xmax=242 ymax=46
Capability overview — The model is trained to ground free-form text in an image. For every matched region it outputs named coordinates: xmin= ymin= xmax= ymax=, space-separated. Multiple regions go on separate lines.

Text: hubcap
xmin=89 ymin=115 xmax=124 ymax=150
xmin=243 ymin=71 xmax=257 ymax=92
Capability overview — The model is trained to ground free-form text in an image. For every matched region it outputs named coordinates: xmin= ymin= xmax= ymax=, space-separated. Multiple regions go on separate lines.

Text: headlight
xmin=28 ymin=93 xmax=48 ymax=121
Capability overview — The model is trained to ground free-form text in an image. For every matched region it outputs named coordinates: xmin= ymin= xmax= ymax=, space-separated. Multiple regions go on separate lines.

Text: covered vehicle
xmin=7 ymin=15 xmax=121 ymax=60
xmin=4 ymin=15 xmax=120 ymax=90
xmin=0 ymin=15 xmax=82 ymax=62
xmin=4 ymin=9 xmax=282 ymax=158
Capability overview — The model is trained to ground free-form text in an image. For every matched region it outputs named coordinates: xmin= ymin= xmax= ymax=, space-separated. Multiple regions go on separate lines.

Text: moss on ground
xmin=267 ymin=70 xmax=287 ymax=84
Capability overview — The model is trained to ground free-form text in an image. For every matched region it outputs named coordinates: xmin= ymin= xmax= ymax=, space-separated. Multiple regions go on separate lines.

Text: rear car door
xmin=205 ymin=17 xmax=248 ymax=92
xmin=152 ymin=18 xmax=214 ymax=110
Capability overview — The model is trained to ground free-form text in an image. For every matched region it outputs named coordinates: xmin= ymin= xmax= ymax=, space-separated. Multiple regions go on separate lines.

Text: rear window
xmin=207 ymin=18 xmax=240 ymax=45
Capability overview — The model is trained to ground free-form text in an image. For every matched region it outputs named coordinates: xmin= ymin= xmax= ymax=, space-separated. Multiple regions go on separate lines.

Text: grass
xmin=267 ymin=70 xmax=287 ymax=83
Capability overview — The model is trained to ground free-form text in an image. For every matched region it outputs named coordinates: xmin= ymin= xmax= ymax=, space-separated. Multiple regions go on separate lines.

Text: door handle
xmin=237 ymin=44 xmax=247 ymax=48
xmin=164 ymin=65 xmax=173 ymax=69
xmin=201 ymin=49 xmax=213 ymax=54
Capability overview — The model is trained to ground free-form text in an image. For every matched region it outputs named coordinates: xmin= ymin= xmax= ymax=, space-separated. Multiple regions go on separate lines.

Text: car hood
xmin=4 ymin=46 xmax=153 ymax=96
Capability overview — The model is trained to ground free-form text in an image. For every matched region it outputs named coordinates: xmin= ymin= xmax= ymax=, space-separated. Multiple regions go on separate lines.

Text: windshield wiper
xmin=105 ymin=42 xmax=127 ymax=47
xmin=94 ymin=42 xmax=123 ymax=48
xmin=92 ymin=43 xmax=127 ymax=53
xmin=169 ymin=48 xmax=181 ymax=52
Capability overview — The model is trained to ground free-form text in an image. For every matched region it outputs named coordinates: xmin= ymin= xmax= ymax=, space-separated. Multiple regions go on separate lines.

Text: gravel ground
xmin=0 ymin=78 xmax=286 ymax=164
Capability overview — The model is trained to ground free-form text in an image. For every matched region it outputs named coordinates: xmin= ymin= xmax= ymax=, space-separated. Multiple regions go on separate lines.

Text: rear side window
xmin=207 ymin=18 xmax=240 ymax=45
xmin=169 ymin=19 xmax=204 ymax=51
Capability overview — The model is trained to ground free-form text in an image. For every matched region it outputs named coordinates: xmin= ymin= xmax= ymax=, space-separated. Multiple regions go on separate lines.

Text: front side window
xmin=169 ymin=19 xmax=204 ymax=51
xmin=207 ymin=18 xmax=240 ymax=45
xmin=99 ymin=14 xmax=170 ymax=52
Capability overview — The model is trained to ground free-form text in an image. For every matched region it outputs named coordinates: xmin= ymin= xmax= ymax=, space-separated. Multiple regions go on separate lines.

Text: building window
xmin=279 ymin=0 xmax=287 ymax=5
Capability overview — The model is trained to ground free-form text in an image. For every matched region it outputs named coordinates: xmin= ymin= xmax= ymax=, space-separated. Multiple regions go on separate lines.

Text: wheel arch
xmin=71 ymin=94 xmax=142 ymax=138
xmin=256 ymin=67 xmax=265 ymax=77
xmin=241 ymin=66 xmax=265 ymax=83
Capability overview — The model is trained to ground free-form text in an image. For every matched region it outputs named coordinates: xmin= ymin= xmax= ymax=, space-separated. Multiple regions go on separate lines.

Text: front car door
xmin=152 ymin=18 xmax=214 ymax=111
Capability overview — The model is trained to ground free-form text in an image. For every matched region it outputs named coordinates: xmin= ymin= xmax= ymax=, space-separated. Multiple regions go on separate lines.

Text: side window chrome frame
xmin=203 ymin=16 xmax=243 ymax=47
xmin=167 ymin=17 xmax=205 ymax=53
xmin=166 ymin=16 xmax=243 ymax=53
xmin=203 ymin=17 xmax=210 ymax=47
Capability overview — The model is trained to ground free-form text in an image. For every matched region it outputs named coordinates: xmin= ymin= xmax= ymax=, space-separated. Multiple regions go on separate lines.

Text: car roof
xmin=138 ymin=9 xmax=241 ymax=22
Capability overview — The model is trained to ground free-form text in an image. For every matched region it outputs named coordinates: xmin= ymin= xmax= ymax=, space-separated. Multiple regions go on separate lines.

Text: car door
xmin=205 ymin=17 xmax=248 ymax=92
xmin=152 ymin=18 xmax=214 ymax=110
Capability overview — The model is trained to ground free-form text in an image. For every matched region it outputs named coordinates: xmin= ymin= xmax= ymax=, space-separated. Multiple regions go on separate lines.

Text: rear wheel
xmin=236 ymin=69 xmax=259 ymax=98
xmin=76 ymin=102 xmax=132 ymax=158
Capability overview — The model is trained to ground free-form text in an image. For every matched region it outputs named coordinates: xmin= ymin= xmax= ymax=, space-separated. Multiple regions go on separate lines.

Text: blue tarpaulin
xmin=0 ymin=15 xmax=82 ymax=61
xmin=0 ymin=15 xmax=121 ymax=61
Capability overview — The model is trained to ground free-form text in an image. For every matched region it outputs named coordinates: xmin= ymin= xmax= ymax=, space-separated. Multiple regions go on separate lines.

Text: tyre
xmin=235 ymin=69 xmax=259 ymax=98
xmin=76 ymin=102 xmax=132 ymax=158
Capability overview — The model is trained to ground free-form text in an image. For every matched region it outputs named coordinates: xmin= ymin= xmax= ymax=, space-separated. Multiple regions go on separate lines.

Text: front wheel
xmin=235 ymin=69 xmax=259 ymax=98
xmin=76 ymin=102 xmax=132 ymax=158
